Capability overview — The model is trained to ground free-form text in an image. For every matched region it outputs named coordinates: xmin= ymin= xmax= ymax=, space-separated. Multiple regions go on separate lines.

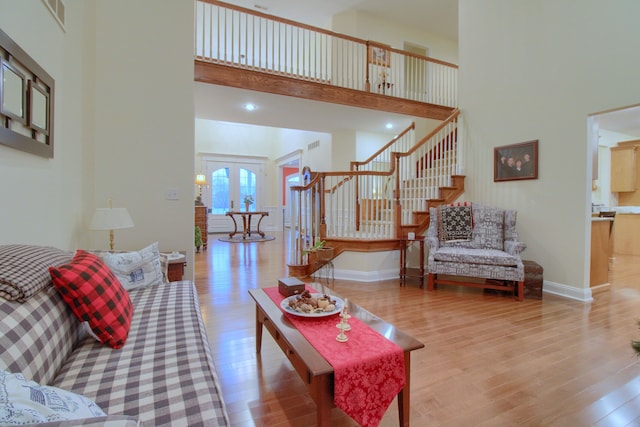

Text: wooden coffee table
xmin=248 ymin=287 xmax=424 ymax=426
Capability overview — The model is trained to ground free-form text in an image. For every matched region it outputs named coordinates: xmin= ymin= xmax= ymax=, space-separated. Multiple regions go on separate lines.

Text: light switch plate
xmin=165 ymin=188 xmax=179 ymax=200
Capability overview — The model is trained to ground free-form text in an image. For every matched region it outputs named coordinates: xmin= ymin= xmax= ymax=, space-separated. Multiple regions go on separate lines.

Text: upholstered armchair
xmin=426 ymin=203 xmax=526 ymax=301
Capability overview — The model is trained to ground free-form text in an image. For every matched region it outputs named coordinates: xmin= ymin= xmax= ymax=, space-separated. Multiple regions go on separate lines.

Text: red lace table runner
xmin=264 ymin=286 xmax=405 ymax=427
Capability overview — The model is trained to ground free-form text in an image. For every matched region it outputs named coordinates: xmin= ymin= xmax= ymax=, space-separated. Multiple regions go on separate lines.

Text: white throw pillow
xmin=102 ymin=242 xmax=164 ymax=290
xmin=0 ymin=370 xmax=106 ymax=424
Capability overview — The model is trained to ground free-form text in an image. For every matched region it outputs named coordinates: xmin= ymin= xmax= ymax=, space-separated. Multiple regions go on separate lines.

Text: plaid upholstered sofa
xmin=0 ymin=244 xmax=229 ymax=426
xmin=426 ymin=203 xmax=527 ymax=301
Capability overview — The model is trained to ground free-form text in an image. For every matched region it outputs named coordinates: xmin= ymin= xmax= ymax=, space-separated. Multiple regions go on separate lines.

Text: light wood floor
xmin=195 ymin=232 xmax=640 ymax=426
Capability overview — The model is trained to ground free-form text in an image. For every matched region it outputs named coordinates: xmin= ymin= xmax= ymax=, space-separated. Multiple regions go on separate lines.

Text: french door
xmin=202 ymin=158 xmax=264 ymax=233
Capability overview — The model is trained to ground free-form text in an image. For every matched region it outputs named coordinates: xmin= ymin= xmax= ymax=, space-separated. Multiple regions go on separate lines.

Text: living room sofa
xmin=0 ymin=244 xmax=229 ymax=426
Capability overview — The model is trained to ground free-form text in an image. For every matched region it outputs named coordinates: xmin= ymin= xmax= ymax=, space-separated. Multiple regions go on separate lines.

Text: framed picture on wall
xmin=367 ymin=44 xmax=391 ymax=67
xmin=494 ymin=140 xmax=539 ymax=182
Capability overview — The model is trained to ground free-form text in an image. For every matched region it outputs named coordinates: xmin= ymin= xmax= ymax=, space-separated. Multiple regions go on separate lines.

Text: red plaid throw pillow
xmin=49 ymin=250 xmax=133 ymax=349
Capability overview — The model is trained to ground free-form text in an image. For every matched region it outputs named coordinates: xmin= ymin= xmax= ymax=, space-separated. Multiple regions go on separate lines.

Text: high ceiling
xmin=220 ymin=0 xmax=459 ymax=41
xmin=197 ymin=1 xmax=640 ymax=138
xmin=194 ymin=82 xmax=416 ymax=135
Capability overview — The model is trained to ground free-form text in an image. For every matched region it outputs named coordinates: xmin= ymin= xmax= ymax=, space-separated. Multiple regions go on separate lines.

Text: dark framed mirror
xmin=0 ymin=28 xmax=55 ymax=158
xmin=0 ymin=58 xmax=27 ymax=124
xmin=28 ymin=80 xmax=49 ymax=135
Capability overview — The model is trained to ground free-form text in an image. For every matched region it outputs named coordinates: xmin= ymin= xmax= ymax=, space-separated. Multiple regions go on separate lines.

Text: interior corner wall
xmin=332 ymin=9 xmax=458 ymax=64
xmin=91 ymin=1 xmax=195 ymax=277
xmin=458 ymin=0 xmax=640 ymax=297
xmin=0 ymin=1 xmax=91 ymax=249
xmin=331 ymin=130 xmax=356 ymax=170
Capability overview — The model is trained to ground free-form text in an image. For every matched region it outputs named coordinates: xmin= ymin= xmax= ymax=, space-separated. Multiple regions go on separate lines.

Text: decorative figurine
xmin=336 ymin=301 xmax=351 ymax=332
xmin=336 ymin=321 xmax=348 ymax=342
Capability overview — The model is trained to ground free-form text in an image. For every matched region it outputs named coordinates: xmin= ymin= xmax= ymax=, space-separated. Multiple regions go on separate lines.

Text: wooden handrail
xmin=203 ymin=0 xmax=456 ymax=69
xmin=386 ymin=45 xmax=459 ymax=69
xmin=401 ymin=109 xmax=460 ymax=158
xmin=351 ymin=122 xmax=415 ymax=169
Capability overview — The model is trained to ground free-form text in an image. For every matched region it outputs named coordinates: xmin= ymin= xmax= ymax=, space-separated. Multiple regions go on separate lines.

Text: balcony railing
xmin=195 ymin=0 xmax=458 ymax=107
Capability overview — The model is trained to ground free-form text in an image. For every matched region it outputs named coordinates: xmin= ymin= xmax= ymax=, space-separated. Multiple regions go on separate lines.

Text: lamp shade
xmin=89 ymin=208 xmax=134 ymax=231
xmin=195 ymin=174 xmax=207 ymax=186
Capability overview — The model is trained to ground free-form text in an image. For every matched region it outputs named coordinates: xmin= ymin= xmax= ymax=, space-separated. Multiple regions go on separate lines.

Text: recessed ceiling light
xmin=254 ymin=4 xmax=268 ymax=11
xmin=245 ymin=103 xmax=256 ymax=111
xmin=386 ymin=123 xmax=393 ymax=129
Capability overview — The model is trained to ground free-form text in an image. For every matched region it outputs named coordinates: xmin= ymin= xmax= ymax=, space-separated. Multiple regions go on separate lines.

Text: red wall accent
xmin=282 ymin=167 xmax=299 ymax=205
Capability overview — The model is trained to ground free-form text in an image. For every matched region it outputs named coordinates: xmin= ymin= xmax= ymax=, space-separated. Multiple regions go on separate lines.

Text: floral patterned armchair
xmin=426 ymin=203 xmax=526 ymax=301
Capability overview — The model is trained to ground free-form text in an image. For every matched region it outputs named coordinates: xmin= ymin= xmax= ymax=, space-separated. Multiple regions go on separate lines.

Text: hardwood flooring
xmin=195 ymin=232 xmax=640 ymax=426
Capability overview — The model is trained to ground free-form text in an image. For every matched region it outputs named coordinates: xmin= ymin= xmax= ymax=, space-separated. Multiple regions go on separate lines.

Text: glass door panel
xmin=203 ymin=160 xmax=262 ymax=233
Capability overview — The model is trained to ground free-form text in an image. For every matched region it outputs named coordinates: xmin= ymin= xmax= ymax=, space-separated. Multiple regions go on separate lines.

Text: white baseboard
xmin=313 ymin=267 xmax=399 ymax=282
xmin=314 ymin=269 xmax=595 ymax=304
xmin=542 ymin=280 xmax=593 ymax=302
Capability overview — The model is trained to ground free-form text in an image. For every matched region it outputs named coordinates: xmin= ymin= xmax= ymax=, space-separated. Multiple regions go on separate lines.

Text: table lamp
xmin=195 ymin=174 xmax=207 ymax=206
xmin=90 ymin=198 xmax=134 ymax=250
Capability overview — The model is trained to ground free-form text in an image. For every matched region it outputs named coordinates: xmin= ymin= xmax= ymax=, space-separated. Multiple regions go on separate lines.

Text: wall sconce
xmin=90 ymin=198 xmax=134 ymax=251
xmin=195 ymin=174 xmax=207 ymax=206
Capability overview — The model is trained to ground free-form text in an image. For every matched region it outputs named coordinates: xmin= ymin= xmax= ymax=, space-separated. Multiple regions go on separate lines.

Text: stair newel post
xmin=392 ymin=152 xmax=402 ymax=238
xmin=319 ymin=174 xmax=327 ymax=240
xmin=354 ymin=166 xmax=361 ymax=231
xmin=364 ymin=41 xmax=371 ymax=92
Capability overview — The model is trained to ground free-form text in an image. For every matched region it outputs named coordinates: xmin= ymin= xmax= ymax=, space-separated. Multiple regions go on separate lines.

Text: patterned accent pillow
xmin=101 ymin=242 xmax=164 ymax=290
xmin=0 ymin=244 xmax=72 ymax=302
xmin=49 ymin=250 xmax=134 ymax=349
xmin=0 ymin=369 xmax=106 ymax=423
xmin=438 ymin=205 xmax=473 ymax=242
xmin=471 ymin=206 xmax=505 ymax=251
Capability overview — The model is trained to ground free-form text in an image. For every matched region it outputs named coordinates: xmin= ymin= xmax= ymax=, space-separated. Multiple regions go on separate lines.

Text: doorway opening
xmin=200 ymin=155 xmax=266 ymax=234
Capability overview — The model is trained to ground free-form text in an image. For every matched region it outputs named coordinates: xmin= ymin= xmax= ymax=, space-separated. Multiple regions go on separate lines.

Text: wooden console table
xmin=225 ymin=211 xmax=269 ymax=239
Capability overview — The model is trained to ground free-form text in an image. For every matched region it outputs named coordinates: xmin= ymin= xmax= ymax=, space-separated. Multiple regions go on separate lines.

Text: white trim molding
xmin=542 ymin=280 xmax=593 ymax=302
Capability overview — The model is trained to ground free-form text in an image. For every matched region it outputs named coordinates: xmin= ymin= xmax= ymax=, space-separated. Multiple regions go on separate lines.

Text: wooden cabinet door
xmin=613 ymin=214 xmax=640 ymax=255
xmin=610 ymin=146 xmax=637 ymax=192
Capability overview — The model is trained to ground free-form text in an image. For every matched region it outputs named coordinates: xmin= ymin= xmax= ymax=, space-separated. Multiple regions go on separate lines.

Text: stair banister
xmin=350 ymin=122 xmax=415 ymax=171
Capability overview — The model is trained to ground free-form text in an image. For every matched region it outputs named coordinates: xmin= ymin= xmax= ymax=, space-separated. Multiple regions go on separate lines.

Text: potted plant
xmin=303 ymin=240 xmax=334 ymax=262
xmin=195 ymin=226 xmax=203 ymax=252
xmin=303 ymin=239 xmax=325 ymax=256
xmin=632 ymin=321 xmax=640 ymax=356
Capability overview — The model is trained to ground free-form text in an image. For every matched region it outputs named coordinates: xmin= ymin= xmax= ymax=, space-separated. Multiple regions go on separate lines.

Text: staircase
xmin=288 ymin=110 xmax=466 ymax=277
xmin=191 ymin=0 xmax=464 ymax=277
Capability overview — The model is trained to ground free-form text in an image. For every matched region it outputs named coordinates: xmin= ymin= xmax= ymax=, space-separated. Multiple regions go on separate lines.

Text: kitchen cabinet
xmin=613 ymin=213 xmax=640 ymax=255
xmin=590 ymin=218 xmax=613 ymax=287
xmin=611 ymin=146 xmax=637 ymax=192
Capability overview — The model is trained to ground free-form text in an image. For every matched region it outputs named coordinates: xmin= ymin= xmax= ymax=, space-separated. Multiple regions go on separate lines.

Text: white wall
xmin=1 ymin=1 xmax=199 ymax=279
xmin=332 ymin=9 xmax=458 ymax=64
xmin=459 ymin=0 xmax=640 ymax=300
xmin=356 ymin=131 xmax=391 ymax=160
xmin=90 ymin=1 xmax=195 ymax=275
xmin=0 ymin=1 xmax=90 ymax=248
